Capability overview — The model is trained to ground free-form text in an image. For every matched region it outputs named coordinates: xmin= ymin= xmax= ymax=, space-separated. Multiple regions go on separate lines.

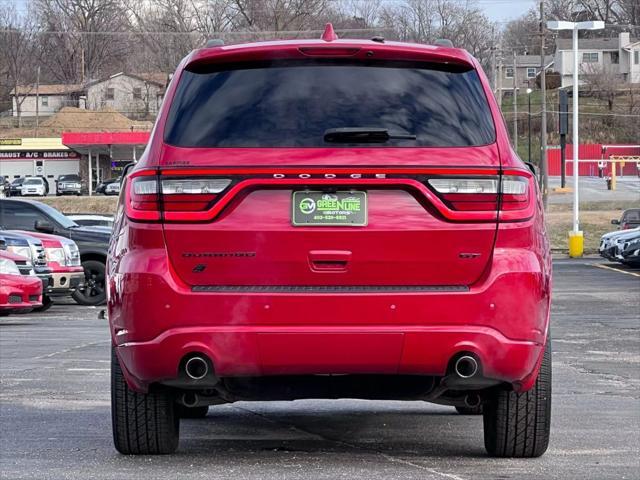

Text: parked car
xmin=19 ymin=177 xmax=47 ymax=197
xmin=0 ymin=231 xmax=53 ymax=298
xmin=0 ymin=199 xmax=110 ymax=306
xmin=599 ymin=227 xmax=640 ymax=261
xmin=66 ymin=214 xmax=114 ymax=229
xmin=611 ymin=208 xmax=640 ymax=230
xmin=10 ymin=230 xmax=85 ymax=308
xmin=620 ymin=238 xmax=640 ymax=266
xmin=96 ymin=178 xmax=120 ymax=195
xmin=107 ymin=30 xmax=552 ymax=457
xmin=104 ymin=180 xmax=121 ymax=196
xmin=9 ymin=177 xmax=25 ymax=196
xmin=0 ymin=176 xmax=10 ymax=197
xmin=56 ymin=174 xmax=83 ymax=196
xmin=0 ymin=250 xmax=43 ymax=316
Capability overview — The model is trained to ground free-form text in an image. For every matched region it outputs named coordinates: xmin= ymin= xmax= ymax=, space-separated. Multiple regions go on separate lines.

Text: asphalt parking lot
xmin=1 ymin=258 xmax=638 ymax=480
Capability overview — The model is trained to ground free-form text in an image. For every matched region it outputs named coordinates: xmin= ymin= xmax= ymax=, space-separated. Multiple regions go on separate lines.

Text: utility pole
xmin=513 ymin=51 xmax=518 ymax=152
xmin=35 ymin=66 xmax=40 ymax=138
xmin=539 ymin=0 xmax=549 ymax=208
xmin=80 ymin=46 xmax=85 ymax=84
xmin=497 ymin=40 xmax=503 ymax=108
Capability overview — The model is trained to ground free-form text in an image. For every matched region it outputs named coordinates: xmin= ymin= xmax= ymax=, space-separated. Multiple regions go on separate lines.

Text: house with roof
xmin=9 ymin=72 xmax=168 ymax=119
xmin=498 ymin=55 xmax=554 ymax=94
xmin=10 ymin=84 xmax=84 ymax=118
xmin=553 ymin=32 xmax=639 ymax=88
xmin=85 ymin=72 xmax=169 ymax=119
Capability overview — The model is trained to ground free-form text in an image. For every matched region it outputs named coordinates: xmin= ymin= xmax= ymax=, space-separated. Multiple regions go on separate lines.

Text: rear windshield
xmin=164 ymin=60 xmax=495 ymax=148
xmin=59 ymin=175 xmax=80 ymax=181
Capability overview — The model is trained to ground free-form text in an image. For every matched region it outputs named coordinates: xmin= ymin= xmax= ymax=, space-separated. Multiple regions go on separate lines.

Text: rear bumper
xmin=109 ymin=247 xmax=551 ymax=393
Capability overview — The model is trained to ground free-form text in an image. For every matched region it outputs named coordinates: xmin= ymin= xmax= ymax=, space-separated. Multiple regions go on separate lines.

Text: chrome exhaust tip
xmin=454 ymin=355 xmax=479 ymax=379
xmin=184 ymin=356 xmax=209 ymax=380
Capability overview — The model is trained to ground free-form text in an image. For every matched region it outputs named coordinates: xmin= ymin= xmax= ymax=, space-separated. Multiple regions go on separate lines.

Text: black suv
xmin=0 ymin=199 xmax=111 ymax=305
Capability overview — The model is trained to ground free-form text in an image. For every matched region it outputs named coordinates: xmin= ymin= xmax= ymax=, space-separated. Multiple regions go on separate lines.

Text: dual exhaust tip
xmin=184 ymin=356 xmax=209 ymax=380
xmin=186 ymin=353 xmax=478 ymax=380
xmin=453 ymin=355 xmax=479 ymax=379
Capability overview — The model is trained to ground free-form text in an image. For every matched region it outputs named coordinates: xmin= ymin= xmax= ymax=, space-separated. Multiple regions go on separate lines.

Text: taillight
xmin=125 ymin=171 xmax=232 ymax=221
xmin=126 ymin=174 xmax=161 ymax=221
xmin=161 ymin=178 xmax=231 ymax=212
xmin=499 ymin=176 xmax=530 ymax=211
xmin=427 ymin=174 xmax=531 ymax=218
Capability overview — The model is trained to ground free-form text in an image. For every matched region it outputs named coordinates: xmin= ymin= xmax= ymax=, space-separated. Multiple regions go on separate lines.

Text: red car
xmin=0 ymin=250 xmax=43 ymax=315
xmin=108 ymin=27 xmax=552 ymax=457
xmin=11 ymin=231 xmax=84 ymax=309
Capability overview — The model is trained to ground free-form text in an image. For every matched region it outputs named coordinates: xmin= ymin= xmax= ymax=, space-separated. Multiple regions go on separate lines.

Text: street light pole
xmin=571 ymin=26 xmax=579 ymax=236
xmin=547 ymin=20 xmax=604 ymax=258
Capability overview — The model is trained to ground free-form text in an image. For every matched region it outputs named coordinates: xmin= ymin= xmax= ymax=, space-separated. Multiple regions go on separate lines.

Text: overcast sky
xmin=483 ymin=0 xmax=536 ymax=22
xmin=10 ymin=0 xmax=537 ymax=24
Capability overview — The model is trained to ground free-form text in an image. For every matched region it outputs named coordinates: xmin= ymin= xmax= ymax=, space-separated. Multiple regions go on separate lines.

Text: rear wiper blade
xmin=323 ymin=127 xmax=417 ymax=144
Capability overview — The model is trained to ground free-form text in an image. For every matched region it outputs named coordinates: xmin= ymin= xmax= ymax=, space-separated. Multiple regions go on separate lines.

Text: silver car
xmin=56 ymin=174 xmax=83 ymax=196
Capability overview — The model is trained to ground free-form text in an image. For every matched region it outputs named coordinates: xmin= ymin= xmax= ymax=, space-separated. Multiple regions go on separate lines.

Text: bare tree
xmin=0 ymin=6 xmax=39 ymax=126
xmin=581 ymin=63 xmax=624 ymax=111
xmin=35 ymin=0 xmax=131 ymax=83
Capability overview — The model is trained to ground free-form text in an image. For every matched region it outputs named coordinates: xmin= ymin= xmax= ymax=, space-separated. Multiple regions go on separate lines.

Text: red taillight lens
xmin=428 ymin=175 xmax=531 ymax=218
xmin=125 ymin=173 xmax=232 ymax=221
xmin=125 ymin=173 xmax=161 ymax=221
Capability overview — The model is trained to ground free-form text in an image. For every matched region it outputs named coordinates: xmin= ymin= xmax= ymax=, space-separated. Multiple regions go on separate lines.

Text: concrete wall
xmin=86 ymin=75 xmax=164 ymax=119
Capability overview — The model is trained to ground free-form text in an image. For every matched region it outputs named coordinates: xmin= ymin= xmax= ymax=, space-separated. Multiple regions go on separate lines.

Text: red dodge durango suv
xmin=108 ymin=27 xmax=552 ymax=457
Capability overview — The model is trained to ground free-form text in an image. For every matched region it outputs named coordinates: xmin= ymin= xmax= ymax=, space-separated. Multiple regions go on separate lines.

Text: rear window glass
xmin=164 ymin=60 xmax=495 ymax=148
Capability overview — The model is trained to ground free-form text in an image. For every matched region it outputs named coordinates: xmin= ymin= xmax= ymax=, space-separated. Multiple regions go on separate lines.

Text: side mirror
xmin=34 ymin=220 xmax=55 ymax=233
xmin=611 ymin=219 xmax=620 ymax=225
xmin=525 ymin=162 xmax=537 ymax=176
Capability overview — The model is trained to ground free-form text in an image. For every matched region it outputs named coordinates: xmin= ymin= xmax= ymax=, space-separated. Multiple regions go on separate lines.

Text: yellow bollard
xmin=610 ymin=158 xmax=616 ymax=191
xmin=568 ymin=231 xmax=584 ymax=258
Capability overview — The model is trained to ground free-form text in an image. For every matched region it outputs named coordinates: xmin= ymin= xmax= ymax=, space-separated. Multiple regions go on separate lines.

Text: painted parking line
xmin=591 ymin=263 xmax=640 ymax=278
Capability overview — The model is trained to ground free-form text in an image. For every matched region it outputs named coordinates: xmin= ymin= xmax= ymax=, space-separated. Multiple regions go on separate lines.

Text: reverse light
xmin=428 ymin=178 xmax=498 ymax=194
xmin=161 ymin=178 xmax=231 ymax=194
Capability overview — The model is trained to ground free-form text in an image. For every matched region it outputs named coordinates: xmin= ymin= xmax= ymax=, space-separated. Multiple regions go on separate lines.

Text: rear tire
xmin=483 ymin=338 xmax=552 ymax=457
xmin=177 ymin=405 xmax=209 ymax=419
xmin=111 ymin=347 xmax=179 ymax=454
xmin=455 ymin=405 xmax=483 ymax=415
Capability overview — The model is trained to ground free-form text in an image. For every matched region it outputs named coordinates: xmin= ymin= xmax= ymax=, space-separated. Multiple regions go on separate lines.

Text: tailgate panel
xmin=164 ymin=189 xmax=496 ymax=287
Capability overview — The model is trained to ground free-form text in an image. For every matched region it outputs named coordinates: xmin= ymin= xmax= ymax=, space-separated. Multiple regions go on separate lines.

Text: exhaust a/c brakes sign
xmin=292 ymin=191 xmax=367 ymax=226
